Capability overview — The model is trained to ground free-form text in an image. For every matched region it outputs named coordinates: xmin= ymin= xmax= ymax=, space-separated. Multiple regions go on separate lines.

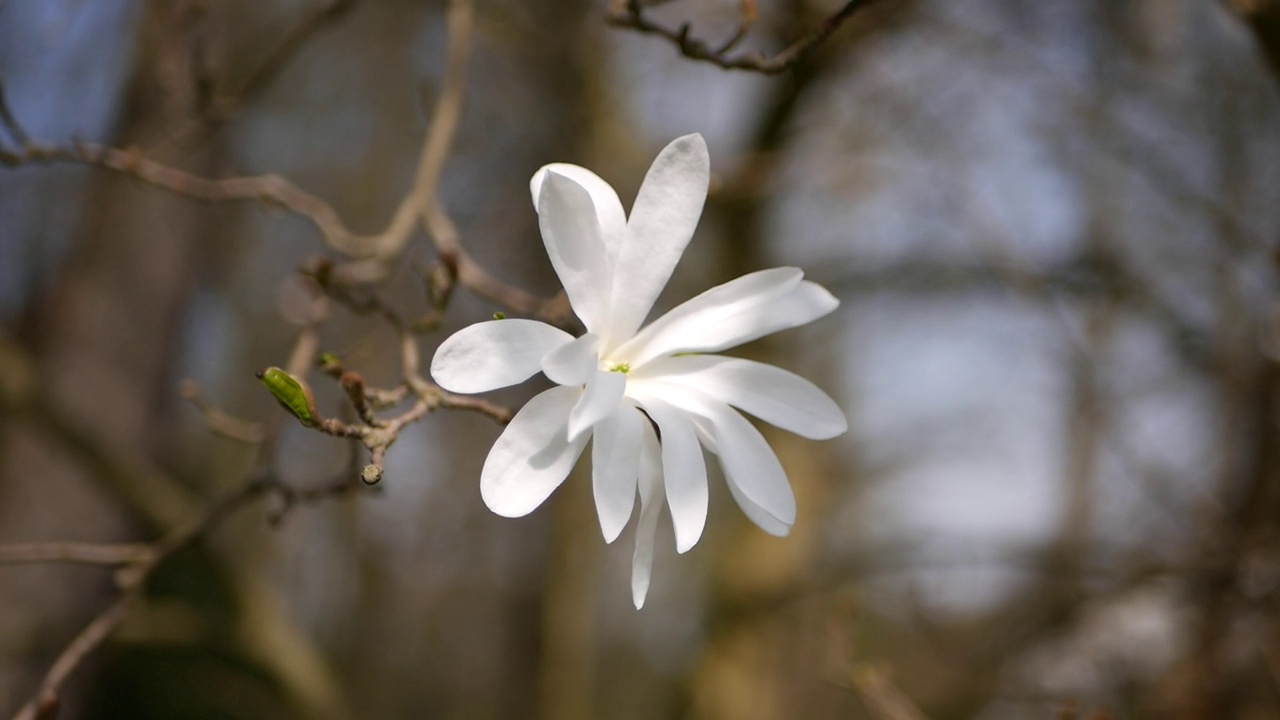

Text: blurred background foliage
xmin=3 ymin=0 xmax=1280 ymax=718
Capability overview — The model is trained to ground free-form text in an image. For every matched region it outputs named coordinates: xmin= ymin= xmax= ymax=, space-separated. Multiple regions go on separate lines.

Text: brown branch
xmin=146 ymin=0 xmax=362 ymax=159
xmin=850 ymin=665 xmax=929 ymax=720
xmin=606 ymin=0 xmax=882 ymax=74
xmin=179 ymin=379 xmax=265 ymax=443
xmin=0 ymin=82 xmax=29 ymax=147
xmin=8 ymin=470 xmax=365 ymax=720
xmin=1 ymin=0 xmax=567 ymax=332
xmin=434 ymin=391 xmax=514 ymax=424
xmin=258 ymin=289 xmax=512 ymax=482
xmin=425 ymin=204 xmax=572 ymax=325
xmin=0 ymin=139 xmax=368 ymax=253
xmin=0 ymin=542 xmax=154 ymax=567
xmin=12 ymin=597 xmax=131 ymax=720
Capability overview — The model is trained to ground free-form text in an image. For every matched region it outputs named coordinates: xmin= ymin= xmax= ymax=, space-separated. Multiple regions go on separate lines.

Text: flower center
xmin=606 ymin=362 xmax=631 ymax=374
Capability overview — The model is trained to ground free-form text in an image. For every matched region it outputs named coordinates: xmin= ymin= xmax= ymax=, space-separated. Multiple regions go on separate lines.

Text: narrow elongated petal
xmin=431 ymin=319 xmax=573 ymax=393
xmin=632 ymin=421 xmax=664 ymax=609
xmin=707 ymin=402 xmax=796 ymax=530
xmin=639 ymin=383 xmax=796 ymax=531
xmin=638 ymin=396 xmax=707 ymax=554
xmin=592 ymin=404 xmax=643 ymax=543
xmin=568 ymin=370 xmax=626 ymax=443
xmin=613 ymin=267 xmax=802 ymax=367
xmin=632 ymin=355 xmax=847 ymax=439
xmin=723 ymin=474 xmax=792 ymax=537
xmin=676 ymin=411 xmax=788 ymax=535
xmin=541 ymin=333 xmax=600 ymax=386
xmin=538 ymin=172 xmax=613 ymax=335
xmin=737 ymin=280 xmax=839 ymax=346
xmin=530 ymin=163 xmax=627 ymax=243
xmin=480 ymin=386 xmax=587 ymax=517
xmin=609 ymin=134 xmax=711 ymax=341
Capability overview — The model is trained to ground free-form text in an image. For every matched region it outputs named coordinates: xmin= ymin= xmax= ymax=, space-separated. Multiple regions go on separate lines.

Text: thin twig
xmin=147 ymin=0 xmax=362 ymax=159
xmin=7 ymin=470 xmax=366 ymax=720
xmin=0 ymin=140 xmax=368 ymax=253
xmin=0 ymin=82 xmax=29 ymax=147
xmin=850 ymin=665 xmax=928 ymax=720
xmin=606 ymin=0 xmax=882 ymax=74
xmin=179 ymin=379 xmax=265 ymax=443
xmin=425 ymin=204 xmax=571 ymax=324
xmin=12 ymin=597 xmax=132 ymax=720
xmin=0 ymin=542 xmax=154 ymax=566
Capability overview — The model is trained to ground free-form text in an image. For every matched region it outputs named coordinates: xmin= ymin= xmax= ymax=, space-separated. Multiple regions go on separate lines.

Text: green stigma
xmin=608 ymin=362 xmax=631 ymax=374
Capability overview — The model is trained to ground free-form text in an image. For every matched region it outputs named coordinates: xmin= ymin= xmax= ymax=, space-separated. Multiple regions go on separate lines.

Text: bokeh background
xmin=3 ymin=0 xmax=1280 ymax=718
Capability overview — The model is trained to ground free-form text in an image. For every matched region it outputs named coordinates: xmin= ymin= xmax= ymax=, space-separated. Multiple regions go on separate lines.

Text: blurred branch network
xmin=1 ymin=0 xmax=1280 ymax=719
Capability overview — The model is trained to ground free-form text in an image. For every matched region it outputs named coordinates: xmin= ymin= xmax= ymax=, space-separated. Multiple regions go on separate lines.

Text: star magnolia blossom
xmin=430 ymin=134 xmax=847 ymax=608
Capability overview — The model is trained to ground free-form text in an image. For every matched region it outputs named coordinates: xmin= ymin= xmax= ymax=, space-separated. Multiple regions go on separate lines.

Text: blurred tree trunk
xmin=687 ymin=7 xmax=865 ymax=717
xmin=1183 ymin=6 xmax=1280 ymax=719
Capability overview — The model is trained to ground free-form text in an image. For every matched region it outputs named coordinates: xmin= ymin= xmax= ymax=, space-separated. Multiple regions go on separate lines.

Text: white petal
xmin=632 ymin=355 xmax=847 ymax=439
xmin=431 ymin=319 xmax=573 ymax=394
xmin=609 ymin=134 xmax=711 ymax=341
xmin=480 ymin=386 xmax=587 ymax=517
xmin=742 ymin=280 xmax=840 ymax=345
xmin=723 ymin=473 xmax=792 ymax=537
xmin=632 ymin=421 xmax=664 ymax=609
xmin=707 ymin=402 xmax=796 ymax=530
xmin=592 ymin=404 xmax=643 ymax=543
xmin=568 ymin=370 xmax=626 ymax=443
xmin=638 ymin=396 xmax=707 ymax=554
xmin=530 ymin=163 xmax=627 ymax=243
xmin=613 ymin=267 xmax=802 ymax=367
xmin=538 ymin=172 xmax=613 ymax=335
xmin=541 ymin=333 xmax=600 ymax=386
xmin=638 ymin=384 xmax=796 ymax=531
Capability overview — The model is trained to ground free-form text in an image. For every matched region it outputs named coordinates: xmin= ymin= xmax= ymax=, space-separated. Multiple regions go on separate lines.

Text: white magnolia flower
xmin=430 ymin=134 xmax=847 ymax=608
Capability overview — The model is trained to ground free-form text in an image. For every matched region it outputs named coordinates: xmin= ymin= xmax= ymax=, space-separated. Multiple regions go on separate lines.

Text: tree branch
xmin=0 ymin=0 xmax=549 ymax=317
xmin=7 ymin=470 xmax=366 ymax=720
xmin=0 ymin=543 xmax=154 ymax=567
xmin=606 ymin=0 xmax=882 ymax=74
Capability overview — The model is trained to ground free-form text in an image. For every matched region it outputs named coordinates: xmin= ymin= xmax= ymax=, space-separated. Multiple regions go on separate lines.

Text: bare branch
xmin=146 ymin=0 xmax=363 ymax=160
xmin=12 ymin=597 xmax=132 ymax=720
xmin=0 ymin=139 xmax=365 ymax=251
xmin=0 ymin=542 xmax=154 ymax=567
xmin=0 ymin=82 xmax=29 ymax=147
xmin=425 ymin=205 xmax=572 ymax=325
xmin=6 ymin=469 xmax=369 ymax=720
xmin=606 ymin=0 xmax=882 ymax=74
xmin=850 ymin=665 xmax=928 ymax=720
xmin=179 ymin=379 xmax=265 ymax=444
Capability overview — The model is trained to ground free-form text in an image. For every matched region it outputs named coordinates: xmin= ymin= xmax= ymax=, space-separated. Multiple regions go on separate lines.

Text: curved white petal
xmin=723 ymin=473 xmax=792 ymax=537
xmin=640 ymin=384 xmax=796 ymax=531
xmin=632 ymin=421 xmax=664 ymax=609
xmin=538 ymin=171 xmax=613 ymax=335
xmin=541 ymin=333 xmax=600 ymax=386
xmin=637 ymin=396 xmax=707 ymax=554
xmin=740 ymin=280 xmax=839 ymax=345
xmin=633 ymin=355 xmax=847 ymax=439
xmin=480 ymin=386 xmax=587 ymax=517
xmin=696 ymin=394 xmax=793 ymax=525
xmin=568 ymin=370 xmax=626 ymax=443
xmin=708 ymin=403 xmax=796 ymax=530
xmin=613 ymin=267 xmax=802 ymax=367
xmin=530 ymin=162 xmax=627 ymax=243
xmin=609 ymin=134 xmax=711 ymax=342
xmin=592 ymin=404 xmax=643 ymax=543
xmin=431 ymin=319 xmax=573 ymax=393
